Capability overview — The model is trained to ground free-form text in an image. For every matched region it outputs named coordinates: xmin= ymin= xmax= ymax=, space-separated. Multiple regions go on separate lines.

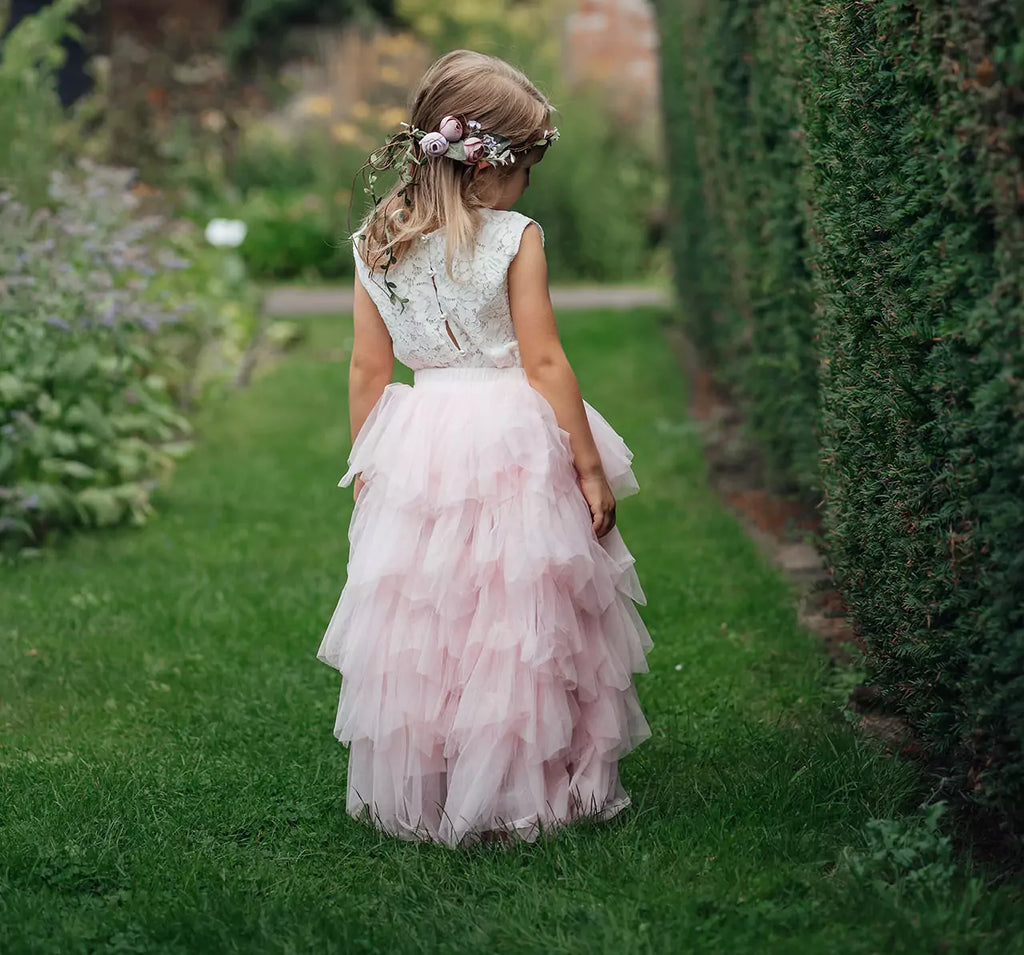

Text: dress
xmin=317 ymin=208 xmax=652 ymax=847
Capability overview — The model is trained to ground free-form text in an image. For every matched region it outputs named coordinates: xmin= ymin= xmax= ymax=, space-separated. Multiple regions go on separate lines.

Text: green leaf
xmin=54 ymin=345 xmax=101 ymax=383
xmin=75 ymin=487 xmax=126 ymax=527
xmin=0 ymin=372 xmax=26 ymax=404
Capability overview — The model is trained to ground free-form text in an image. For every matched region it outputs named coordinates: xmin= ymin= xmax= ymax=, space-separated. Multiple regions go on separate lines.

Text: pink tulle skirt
xmin=317 ymin=366 xmax=652 ymax=847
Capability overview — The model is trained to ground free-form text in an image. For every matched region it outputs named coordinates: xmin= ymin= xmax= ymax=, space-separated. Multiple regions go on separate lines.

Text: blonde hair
xmin=356 ymin=50 xmax=554 ymax=278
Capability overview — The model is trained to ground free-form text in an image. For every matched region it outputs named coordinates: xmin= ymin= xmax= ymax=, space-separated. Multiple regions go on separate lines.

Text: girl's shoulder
xmin=478 ymin=207 xmax=546 ymax=253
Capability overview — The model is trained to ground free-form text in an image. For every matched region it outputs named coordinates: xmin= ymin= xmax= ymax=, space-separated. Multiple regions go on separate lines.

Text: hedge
xmin=657 ymin=0 xmax=819 ymax=490
xmin=657 ymin=0 xmax=1024 ymax=836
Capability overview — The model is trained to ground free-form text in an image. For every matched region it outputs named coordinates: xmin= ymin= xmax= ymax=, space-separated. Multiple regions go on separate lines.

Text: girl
xmin=317 ymin=50 xmax=652 ymax=847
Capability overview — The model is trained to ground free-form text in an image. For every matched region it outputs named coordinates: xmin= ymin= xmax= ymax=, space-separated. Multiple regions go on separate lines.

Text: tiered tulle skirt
xmin=317 ymin=366 xmax=652 ymax=847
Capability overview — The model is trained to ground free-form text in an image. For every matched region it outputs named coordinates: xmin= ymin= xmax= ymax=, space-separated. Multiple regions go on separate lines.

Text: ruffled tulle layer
xmin=317 ymin=366 xmax=652 ymax=847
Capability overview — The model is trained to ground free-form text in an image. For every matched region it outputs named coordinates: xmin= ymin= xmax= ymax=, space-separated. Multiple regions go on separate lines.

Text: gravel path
xmin=263 ymin=284 xmax=670 ymax=316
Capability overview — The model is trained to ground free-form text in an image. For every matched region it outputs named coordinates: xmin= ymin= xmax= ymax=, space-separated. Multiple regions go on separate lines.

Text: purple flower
xmin=420 ymin=132 xmax=450 ymax=158
xmin=438 ymin=115 xmax=464 ymax=142
xmin=98 ymin=302 xmax=122 ymax=327
xmin=462 ymin=137 xmax=485 ymax=163
xmin=44 ymin=315 xmax=71 ymax=331
xmin=157 ymin=252 xmax=191 ymax=270
xmin=20 ymin=494 xmax=40 ymax=510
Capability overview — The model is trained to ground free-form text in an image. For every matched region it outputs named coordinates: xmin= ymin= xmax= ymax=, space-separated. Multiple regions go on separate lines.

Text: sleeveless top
xmin=352 ymin=208 xmax=543 ymax=371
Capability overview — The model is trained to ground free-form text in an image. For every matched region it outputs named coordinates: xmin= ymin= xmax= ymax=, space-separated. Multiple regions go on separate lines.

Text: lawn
xmin=2 ymin=309 xmax=1022 ymax=954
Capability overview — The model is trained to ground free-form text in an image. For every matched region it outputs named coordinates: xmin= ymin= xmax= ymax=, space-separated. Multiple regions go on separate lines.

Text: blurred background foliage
xmin=53 ymin=0 xmax=666 ymax=285
xmin=0 ymin=0 xmax=665 ymax=553
xmin=223 ymin=0 xmax=394 ymax=65
xmin=658 ymin=0 xmax=1024 ymax=845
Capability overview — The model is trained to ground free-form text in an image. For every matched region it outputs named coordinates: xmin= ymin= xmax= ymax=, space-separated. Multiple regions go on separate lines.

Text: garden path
xmin=2 ymin=309 xmax=1021 ymax=953
xmin=263 ymin=283 xmax=669 ymax=316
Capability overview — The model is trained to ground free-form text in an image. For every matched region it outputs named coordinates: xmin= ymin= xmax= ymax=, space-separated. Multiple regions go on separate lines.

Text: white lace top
xmin=352 ymin=208 xmax=543 ymax=370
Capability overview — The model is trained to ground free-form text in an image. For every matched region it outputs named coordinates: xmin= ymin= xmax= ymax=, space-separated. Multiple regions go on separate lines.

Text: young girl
xmin=317 ymin=50 xmax=652 ymax=847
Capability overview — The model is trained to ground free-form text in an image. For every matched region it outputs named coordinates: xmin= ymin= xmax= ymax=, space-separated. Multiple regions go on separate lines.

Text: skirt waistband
xmin=413 ymin=366 xmax=527 ymax=386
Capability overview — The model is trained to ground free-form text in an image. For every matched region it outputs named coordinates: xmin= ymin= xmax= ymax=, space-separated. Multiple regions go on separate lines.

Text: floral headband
xmin=413 ymin=116 xmax=559 ymax=167
xmin=358 ymin=115 xmax=559 ymax=209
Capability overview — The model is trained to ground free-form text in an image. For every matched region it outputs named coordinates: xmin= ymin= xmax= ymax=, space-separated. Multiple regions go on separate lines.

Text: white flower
xmin=420 ymin=131 xmax=450 ymax=158
xmin=205 ymin=218 xmax=247 ymax=248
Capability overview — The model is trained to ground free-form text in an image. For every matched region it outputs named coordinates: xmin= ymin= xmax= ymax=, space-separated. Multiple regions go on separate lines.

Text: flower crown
xmin=411 ymin=116 xmax=559 ymax=168
xmin=358 ymin=115 xmax=559 ymax=210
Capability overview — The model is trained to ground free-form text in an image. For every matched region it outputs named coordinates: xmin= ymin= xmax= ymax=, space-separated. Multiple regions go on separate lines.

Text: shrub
xmin=516 ymin=95 xmax=666 ymax=284
xmin=656 ymin=0 xmax=817 ymax=489
xmin=186 ymin=122 xmax=363 ymax=282
xmin=0 ymin=0 xmax=85 ymax=207
xmin=0 ymin=3 xmax=269 ymax=553
xmin=238 ymin=189 xmax=354 ymax=280
xmin=657 ymin=0 xmax=1024 ymax=835
xmin=0 ymin=162 xmax=265 ymax=553
xmin=0 ymin=167 xmax=191 ymax=550
xmin=801 ymin=0 xmax=1024 ymax=834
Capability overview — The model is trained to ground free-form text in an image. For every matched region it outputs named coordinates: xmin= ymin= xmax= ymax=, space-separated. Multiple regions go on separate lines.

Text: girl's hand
xmin=579 ymin=471 xmax=616 ymax=537
xmin=353 ymin=474 xmax=366 ymax=502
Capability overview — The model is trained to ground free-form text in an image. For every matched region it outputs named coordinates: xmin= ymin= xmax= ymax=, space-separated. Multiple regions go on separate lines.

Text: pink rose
xmin=462 ymin=136 xmax=484 ymax=163
xmin=438 ymin=115 xmax=463 ymax=141
xmin=420 ymin=131 xmax=450 ymax=157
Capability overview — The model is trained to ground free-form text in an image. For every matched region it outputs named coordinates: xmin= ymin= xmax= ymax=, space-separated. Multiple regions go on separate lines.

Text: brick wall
xmin=564 ymin=0 xmax=659 ymax=123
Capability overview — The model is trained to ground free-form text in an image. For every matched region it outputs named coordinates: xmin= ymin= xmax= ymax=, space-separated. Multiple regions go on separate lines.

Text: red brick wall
xmin=564 ymin=0 xmax=659 ymax=123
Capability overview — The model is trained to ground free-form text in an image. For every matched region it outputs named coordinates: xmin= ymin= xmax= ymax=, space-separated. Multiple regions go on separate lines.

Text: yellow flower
xmin=376 ymin=31 xmax=419 ymax=57
xmin=331 ymin=122 xmax=360 ymax=144
xmin=351 ymin=101 xmax=371 ymax=120
xmin=301 ymin=95 xmax=333 ymax=118
xmin=378 ymin=106 xmax=408 ymax=129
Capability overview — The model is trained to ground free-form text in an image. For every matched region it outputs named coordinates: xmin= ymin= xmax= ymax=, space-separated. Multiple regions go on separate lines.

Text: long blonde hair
xmin=355 ymin=50 xmax=554 ymax=279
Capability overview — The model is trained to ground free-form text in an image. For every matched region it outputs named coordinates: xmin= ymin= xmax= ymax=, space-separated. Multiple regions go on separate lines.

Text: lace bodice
xmin=352 ymin=208 xmax=542 ymax=370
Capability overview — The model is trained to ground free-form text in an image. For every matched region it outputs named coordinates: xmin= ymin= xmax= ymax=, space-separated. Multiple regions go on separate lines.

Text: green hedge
xmin=658 ymin=0 xmax=1024 ymax=835
xmin=657 ymin=0 xmax=818 ymax=489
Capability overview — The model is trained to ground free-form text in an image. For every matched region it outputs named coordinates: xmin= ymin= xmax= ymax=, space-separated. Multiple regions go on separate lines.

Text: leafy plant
xmin=0 ymin=0 xmax=86 ymax=206
xmin=838 ymin=803 xmax=960 ymax=900
xmin=236 ymin=189 xmax=354 ymax=280
xmin=0 ymin=168 xmax=190 ymax=549
xmin=516 ymin=94 xmax=666 ymax=284
xmin=0 ymin=161 xmax=265 ymax=553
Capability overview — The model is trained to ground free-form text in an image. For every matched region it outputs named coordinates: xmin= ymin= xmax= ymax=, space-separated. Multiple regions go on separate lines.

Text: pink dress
xmin=317 ymin=208 xmax=652 ymax=846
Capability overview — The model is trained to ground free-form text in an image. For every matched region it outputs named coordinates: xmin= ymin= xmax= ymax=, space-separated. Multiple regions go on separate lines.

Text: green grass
xmin=2 ymin=310 xmax=1022 ymax=954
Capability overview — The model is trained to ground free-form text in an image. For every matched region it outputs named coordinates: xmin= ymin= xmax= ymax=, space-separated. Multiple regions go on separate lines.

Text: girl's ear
xmin=471 ymin=161 xmax=494 ymax=179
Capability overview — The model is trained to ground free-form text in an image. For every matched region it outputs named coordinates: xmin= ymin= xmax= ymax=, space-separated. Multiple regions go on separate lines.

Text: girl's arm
xmin=508 ymin=223 xmax=616 ymax=537
xmin=349 ymin=271 xmax=395 ymax=499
